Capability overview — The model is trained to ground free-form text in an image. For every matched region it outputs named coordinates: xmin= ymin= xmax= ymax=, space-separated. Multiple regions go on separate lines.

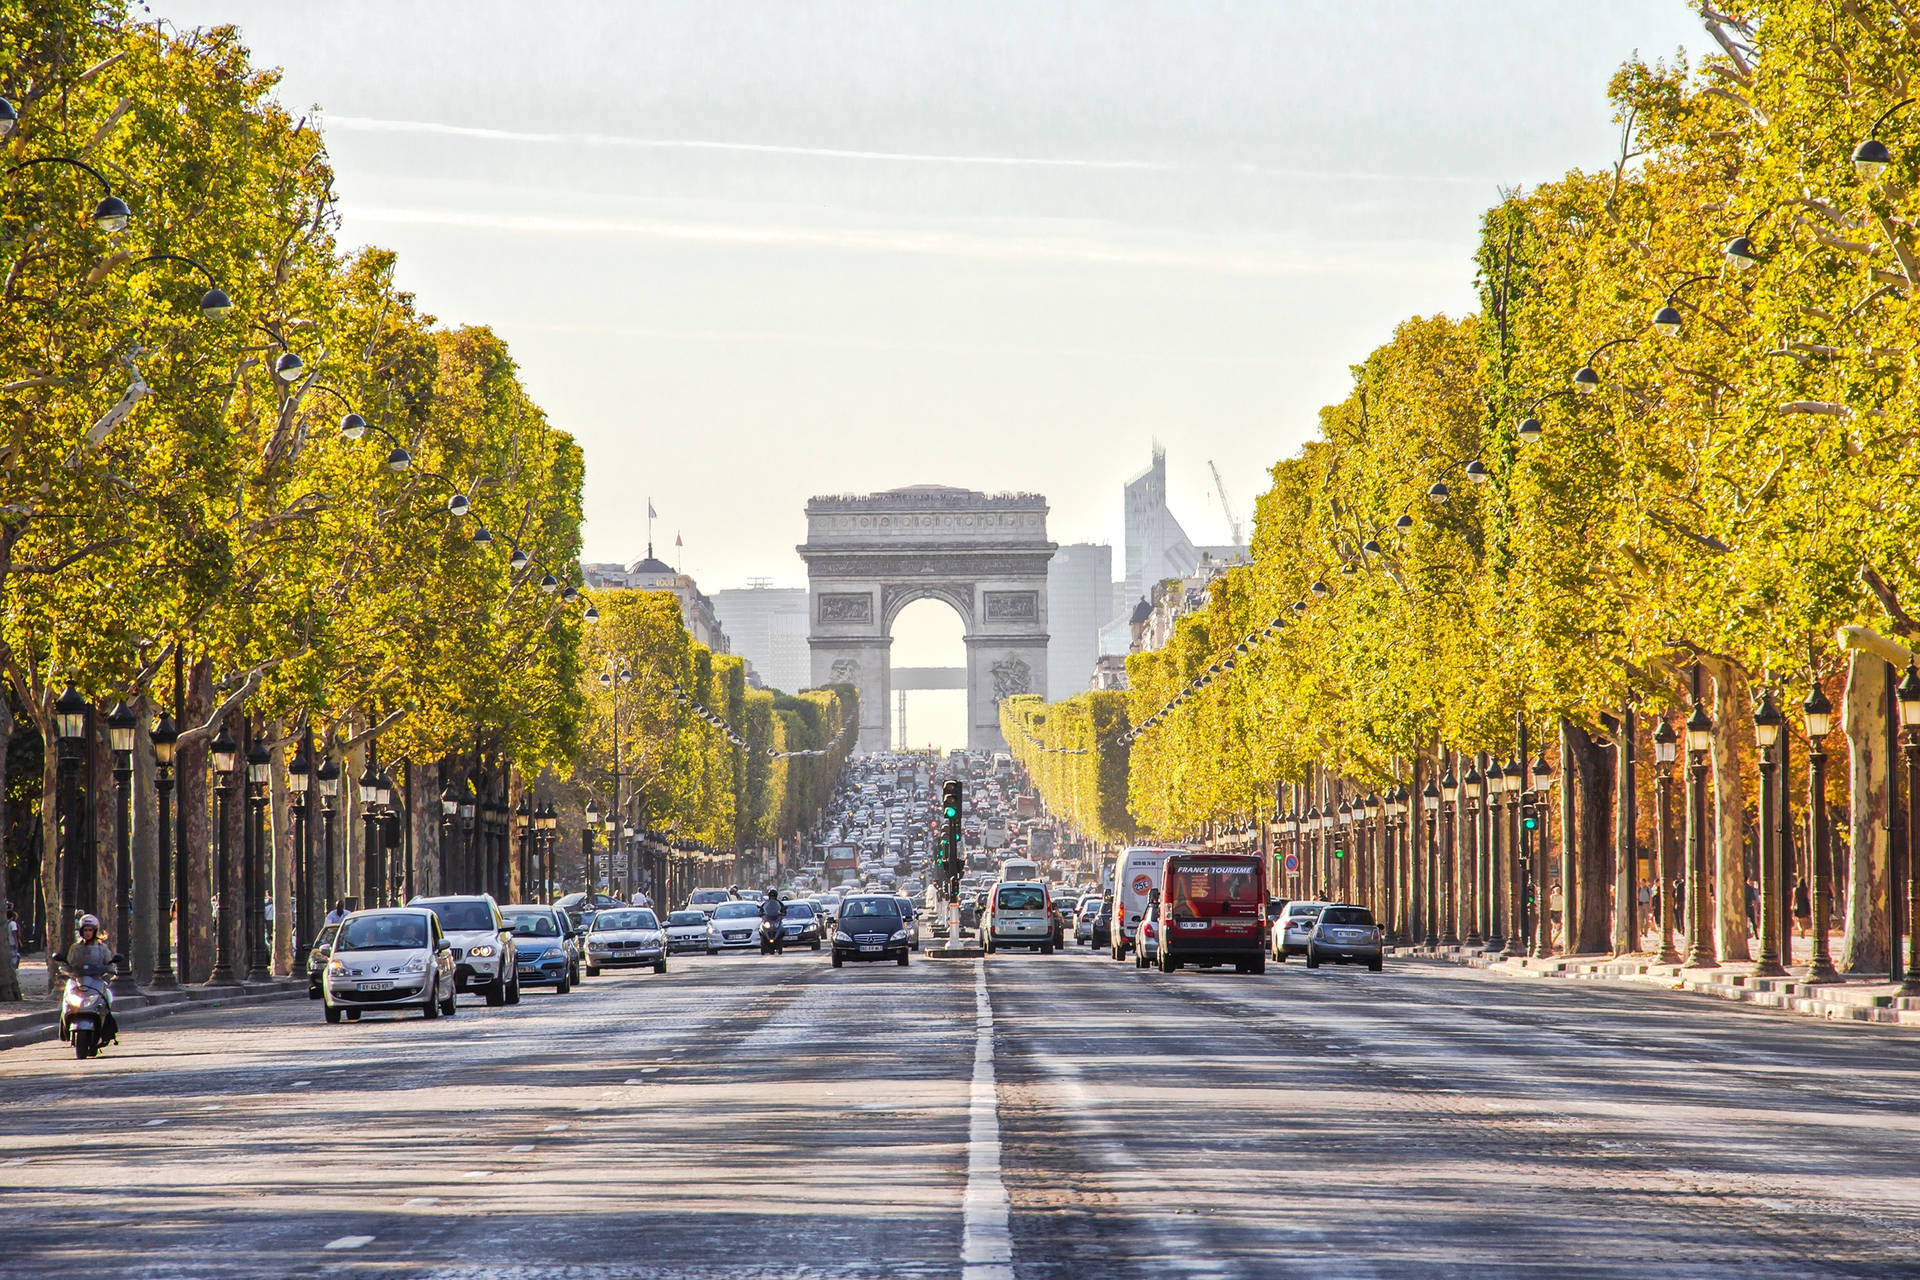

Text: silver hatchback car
xmin=323 ymin=908 xmax=457 ymax=1022
xmin=1304 ymin=904 xmax=1385 ymax=972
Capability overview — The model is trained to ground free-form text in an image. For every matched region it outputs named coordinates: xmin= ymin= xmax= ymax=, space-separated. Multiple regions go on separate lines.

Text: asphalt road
xmin=3 ymin=946 xmax=1918 ymax=1279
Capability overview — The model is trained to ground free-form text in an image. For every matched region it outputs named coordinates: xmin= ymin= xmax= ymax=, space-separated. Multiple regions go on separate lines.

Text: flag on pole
xmin=675 ymin=533 xmax=682 ymax=547
xmin=648 ymin=500 xmax=658 ymax=519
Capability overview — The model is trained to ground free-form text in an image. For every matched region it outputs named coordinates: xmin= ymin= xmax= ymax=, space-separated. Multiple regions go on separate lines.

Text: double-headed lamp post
xmin=1461 ymin=763 xmax=1484 ymax=948
xmin=1439 ymin=766 xmax=1460 ymax=947
xmin=1803 ymin=682 xmax=1839 ymax=982
xmin=1683 ymin=701 xmax=1718 ymax=970
xmin=106 ymin=701 xmax=140 ymax=997
xmin=1529 ymin=752 xmax=1554 ymax=959
xmin=316 ymin=756 xmax=340 ymax=918
xmin=358 ymin=762 xmax=382 ymax=911
xmin=53 ymin=685 xmax=89 ymax=954
xmin=1652 ymin=718 xmax=1681 ymax=965
xmin=288 ymin=745 xmax=312 ymax=972
xmin=1422 ymin=780 xmax=1441 ymax=947
xmin=150 ymin=714 xmax=180 ymax=988
xmin=515 ymin=798 xmax=532 ymax=901
xmin=584 ymin=799 xmax=603 ymax=897
xmin=1753 ymin=690 xmax=1787 ymax=976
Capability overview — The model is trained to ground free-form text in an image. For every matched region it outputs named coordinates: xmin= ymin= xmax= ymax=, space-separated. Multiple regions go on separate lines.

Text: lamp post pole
xmin=1653 ymin=718 xmax=1681 ymax=966
xmin=288 ymin=743 xmax=312 ymax=973
xmin=1897 ymin=664 xmax=1920 ymax=996
xmin=317 ymin=757 xmax=339 ymax=919
xmin=1804 ymin=682 xmax=1839 ymax=982
xmin=1754 ymin=689 xmax=1786 ymax=976
xmin=359 ymin=756 xmax=381 ymax=912
xmin=245 ymin=740 xmax=272 ymax=982
xmin=1423 ymin=780 xmax=1441 ymax=947
xmin=1487 ymin=760 xmax=1507 ymax=954
xmin=53 ymin=686 xmax=88 ymax=957
xmin=1684 ymin=693 xmax=1718 ymax=969
xmin=207 ymin=723 xmax=238 ymax=984
xmin=584 ymin=800 xmax=601 ymax=898
xmin=150 ymin=715 xmax=179 ymax=989
xmin=106 ymin=702 xmax=139 ymax=997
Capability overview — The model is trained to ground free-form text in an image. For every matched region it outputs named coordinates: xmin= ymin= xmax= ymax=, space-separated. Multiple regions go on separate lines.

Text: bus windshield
xmin=1165 ymin=863 xmax=1262 ymax=919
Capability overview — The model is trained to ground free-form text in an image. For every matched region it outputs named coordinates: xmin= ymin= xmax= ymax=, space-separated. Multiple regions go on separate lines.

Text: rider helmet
xmin=78 ymin=914 xmax=100 ymax=932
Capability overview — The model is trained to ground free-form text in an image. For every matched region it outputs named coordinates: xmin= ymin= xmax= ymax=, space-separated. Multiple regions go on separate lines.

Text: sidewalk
xmin=0 ymin=950 xmax=306 ymax=1051
xmin=1398 ymin=936 xmax=1920 ymax=1028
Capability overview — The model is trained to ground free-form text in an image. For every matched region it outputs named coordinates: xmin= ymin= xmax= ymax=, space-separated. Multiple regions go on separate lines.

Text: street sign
xmin=1283 ymin=852 xmax=1299 ymax=873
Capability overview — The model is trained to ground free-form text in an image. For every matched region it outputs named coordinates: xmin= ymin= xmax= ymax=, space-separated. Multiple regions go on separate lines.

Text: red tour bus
xmin=1156 ymin=852 xmax=1268 ymax=974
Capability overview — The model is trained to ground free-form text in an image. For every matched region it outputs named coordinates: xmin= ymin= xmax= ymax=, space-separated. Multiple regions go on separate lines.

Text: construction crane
xmin=1208 ymin=460 xmax=1245 ymax=546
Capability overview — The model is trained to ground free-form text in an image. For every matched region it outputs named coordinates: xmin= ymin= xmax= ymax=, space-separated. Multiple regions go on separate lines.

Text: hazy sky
xmin=157 ymin=1 xmax=1705 ymax=738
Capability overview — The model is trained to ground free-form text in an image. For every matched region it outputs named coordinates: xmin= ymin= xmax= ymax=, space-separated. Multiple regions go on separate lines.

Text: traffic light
xmin=1521 ymin=796 xmax=1540 ymax=831
xmin=941 ymin=780 xmax=964 ymax=886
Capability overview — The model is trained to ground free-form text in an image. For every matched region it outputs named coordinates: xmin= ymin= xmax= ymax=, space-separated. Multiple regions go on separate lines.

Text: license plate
xmin=859 ymin=945 xmax=882 ymax=952
xmin=358 ymin=981 xmax=394 ymax=991
xmin=1180 ymin=921 xmax=1208 ymax=930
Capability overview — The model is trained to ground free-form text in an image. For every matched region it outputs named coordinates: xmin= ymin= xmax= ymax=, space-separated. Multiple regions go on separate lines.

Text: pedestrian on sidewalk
xmin=1793 ymin=878 xmax=1811 ymax=939
xmin=1744 ymin=877 xmax=1758 ymax=934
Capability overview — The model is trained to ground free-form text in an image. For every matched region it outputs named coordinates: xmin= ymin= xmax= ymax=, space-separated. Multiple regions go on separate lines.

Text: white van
xmin=997 ymin=857 xmax=1040 ymax=882
xmin=1108 ymin=846 xmax=1179 ymax=960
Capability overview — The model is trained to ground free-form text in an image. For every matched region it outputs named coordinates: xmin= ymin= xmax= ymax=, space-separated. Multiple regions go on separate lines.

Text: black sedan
xmin=776 ymin=900 xmax=825 ymax=951
xmin=831 ymin=895 xmax=911 ymax=967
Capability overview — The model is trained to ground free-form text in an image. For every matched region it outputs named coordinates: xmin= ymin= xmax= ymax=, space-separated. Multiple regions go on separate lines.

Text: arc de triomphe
xmin=799 ymin=485 xmax=1054 ymax=752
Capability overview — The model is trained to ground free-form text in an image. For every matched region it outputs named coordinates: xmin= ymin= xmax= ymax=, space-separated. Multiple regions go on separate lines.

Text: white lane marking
xmin=324 ymin=1236 xmax=374 ymax=1250
xmin=462 ymin=1170 xmax=492 ymax=1178
xmin=511 ymin=1144 xmax=535 ymax=1153
xmin=291 ymin=1079 xmax=312 ymax=1087
xmin=577 ymin=1104 xmax=600 ymax=1113
xmin=405 ymin=1197 xmax=439 ymax=1207
xmin=544 ymin=1123 xmax=569 ymax=1132
xmin=144 ymin=1119 xmax=168 ymax=1126
xmin=1 ymin=1158 xmax=29 ymax=1166
xmin=962 ymin=960 xmax=1013 ymax=1280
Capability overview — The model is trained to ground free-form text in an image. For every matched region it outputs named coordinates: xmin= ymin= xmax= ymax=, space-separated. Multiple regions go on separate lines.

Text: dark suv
xmin=831 ymin=895 xmax=911 ymax=967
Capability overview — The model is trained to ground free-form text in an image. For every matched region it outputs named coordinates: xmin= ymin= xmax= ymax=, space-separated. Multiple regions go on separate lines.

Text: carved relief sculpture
xmin=983 ymin=590 xmax=1039 ymax=623
xmin=818 ymin=593 xmax=874 ymax=624
xmin=990 ymin=653 xmax=1032 ymax=702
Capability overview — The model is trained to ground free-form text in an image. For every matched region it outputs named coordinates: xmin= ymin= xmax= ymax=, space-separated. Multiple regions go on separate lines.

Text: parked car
xmin=665 ymin=910 xmax=712 ymax=954
xmin=586 ymin=907 xmax=668 ymax=975
xmin=1134 ymin=903 xmax=1160 ymax=969
xmin=777 ymin=900 xmax=826 ymax=950
xmin=502 ymin=903 xmax=574 ymax=993
xmin=831 ymin=894 xmax=912 ymax=967
xmin=1271 ymin=900 xmax=1331 ymax=961
xmin=554 ymin=891 xmax=623 ymax=932
xmin=306 ymin=921 xmax=341 ymax=998
xmin=409 ymin=894 xmax=520 ymax=1005
xmin=707 ymin=900 xmax=764 ymax=953
xmin=984 ymin=881 xmax=1053 ymax=954
xmin=1306 ymin=905 xmax=1385 ymax=972
xmin=322 ymin=908 xmax=457 ymax=1023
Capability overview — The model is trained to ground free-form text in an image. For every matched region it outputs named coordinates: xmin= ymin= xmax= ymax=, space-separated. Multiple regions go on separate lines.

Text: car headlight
xmin=401 ymin=955 xmax=428 ymax=974
xmin=467 ymin=944 xmax=496 ymax=958
xmin=835 ymin=931 xmax=852 ymax=944
xmin=329 ymin=959 xmax=348 ymax=974
xmin=890 ymin=929 xmax=908 ymax=942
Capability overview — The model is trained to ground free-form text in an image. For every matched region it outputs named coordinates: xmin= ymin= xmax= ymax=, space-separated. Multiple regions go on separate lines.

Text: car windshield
xmin=1165 ymin=864 xmax=1261 ymax=919
xmin=689 ymin=890 xmax=728 ymax=905
xmin=421 ymin=901 xmax=496 ymax=932
xmin=840 ymin=898 xmax=901 ymax=918
xmin=1287 ymin=907 xmax=1324 ymax=924
xmin=1320 ymin=907 xmax=1375 ymax=927
xmin=505 ymin=912 xmax=560 ymax=937
xmin=337 ymin=914 xmax=429 ymax=951
xmin=713 ymin=902 xmax=761 ymax=919
xmin=314 ymin=923 xmax=340 ymax=947
xmin=668 ymin=911 xmax=707 ymax=927
xmin=784 ymin=902 xmax=816 ymax=918
xmin=594 ymin=910 xmax=658 ymax=931
xmin=995 ymin=886 xmax=1046 ymax=911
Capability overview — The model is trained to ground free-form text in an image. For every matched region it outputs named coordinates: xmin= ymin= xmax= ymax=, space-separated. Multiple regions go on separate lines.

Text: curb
xmin=0 ymin=982 xmax=306 ymax=1053
xmin=1398 ymin=946 xmax=1920 ymax=1030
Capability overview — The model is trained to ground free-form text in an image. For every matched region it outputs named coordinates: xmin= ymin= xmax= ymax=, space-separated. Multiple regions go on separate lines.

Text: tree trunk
xmin=414 ymin=760 xmax=441 ymax=899
xmin=38 ymin=732 xmax=58 ymax=991
xmin=1841 ymin=650 xmax=1892 ymax=973
xmin=0 ymin=694 xmax=17 ymax=1001
xmin=1705 ymin=659 xmax=1754 ymax=963
xmin=90 ymin=709 xmax=112 ymax=944
xmin=181 ymin=658 xmax=213 ymax=983
xmin=1560 ymin=719 xmax=1613 ymax=953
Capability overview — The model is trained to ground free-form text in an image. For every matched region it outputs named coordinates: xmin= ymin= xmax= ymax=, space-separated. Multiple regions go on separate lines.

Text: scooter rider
xmin=760 ymin=888 xmax=784 ymax=951
xmin=65 ymin=915 xmax=119 ymax=1042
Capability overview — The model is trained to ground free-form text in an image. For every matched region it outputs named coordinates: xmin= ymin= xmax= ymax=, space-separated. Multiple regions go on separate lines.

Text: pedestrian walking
xmin=1744 ymin=877 xmax=1759 ymax=934
xmin=1793 ymin=878 xmax=1811 ymax=939
xmin=324 ymin=900 xmax=346 ymax=926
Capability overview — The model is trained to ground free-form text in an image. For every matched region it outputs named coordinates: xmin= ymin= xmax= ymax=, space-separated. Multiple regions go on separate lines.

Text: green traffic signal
xmin=1523 ymin=815 xmax=1539 ymax=830
xmin=944 ymin=806 xmax=957 ymax=819
xmin=1334 ymin=846 xmax=1345 ymax=859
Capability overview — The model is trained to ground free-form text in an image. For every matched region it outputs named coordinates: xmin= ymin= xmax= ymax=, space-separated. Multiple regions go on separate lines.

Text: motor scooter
xmin=759 ymin=916 xmax=786 ymax=956
xmin=58 ymin=955 xmax=123 ymax=1060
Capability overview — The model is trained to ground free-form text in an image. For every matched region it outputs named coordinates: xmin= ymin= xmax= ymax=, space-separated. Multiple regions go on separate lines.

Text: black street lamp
xmin=1529 ymin=752 xmax=1553 ymax=959
xmin=106 ymin=701 xmax=140 ymax=998
xmin=515 ymin=798 xmax=532 ymax=900
xmin=1652 ymin=717 xmax=1681 ymax=966
xmin=1422 ymin=779 xmax=1441 ymax=947
xmin=288 ymin=743 xmax=312 ymax=971
xmin=1439 ymin=766 xmax=1460 ymax=947
xmin=53 ymin=685 xmax=89 ymax=954
xmin=440 ymin=784 xmax=460 ymax=890
xmin=150 ymin=714 xmax=179 ymax=988
xmin=7 ymin=154 xmax=133 ymax=231
xmin=1803 ymin=682 xmax=1839 ymax=982
xmin=208 ymin=724 xmax=239 ymax=984
xmin=1852 ymin=97 xmax=1914 ymax=181
xmin=316 ymin=756 xmax=340 ymax=918
xmin=359 ymin=759 xmax=382 ymax=910
xmin=378 ymin=773 xmax=400 ymax=904
xmin=245 ymin=741 xmax=272 ymax=982
xmin=1683 ymin=699 xmax=1718 ymax=970
xmin=1897 ymin=663 xmax=1920 ymax=995
xmin=1753 ymin=689 xmax=1787 ymax=976
xmin=1460 ymin=763 xmax=1483 ymax=947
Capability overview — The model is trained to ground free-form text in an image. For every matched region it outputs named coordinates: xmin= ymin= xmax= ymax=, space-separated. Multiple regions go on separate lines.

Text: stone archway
xmin=798 ymin=485 xmax=1055 ymax=751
